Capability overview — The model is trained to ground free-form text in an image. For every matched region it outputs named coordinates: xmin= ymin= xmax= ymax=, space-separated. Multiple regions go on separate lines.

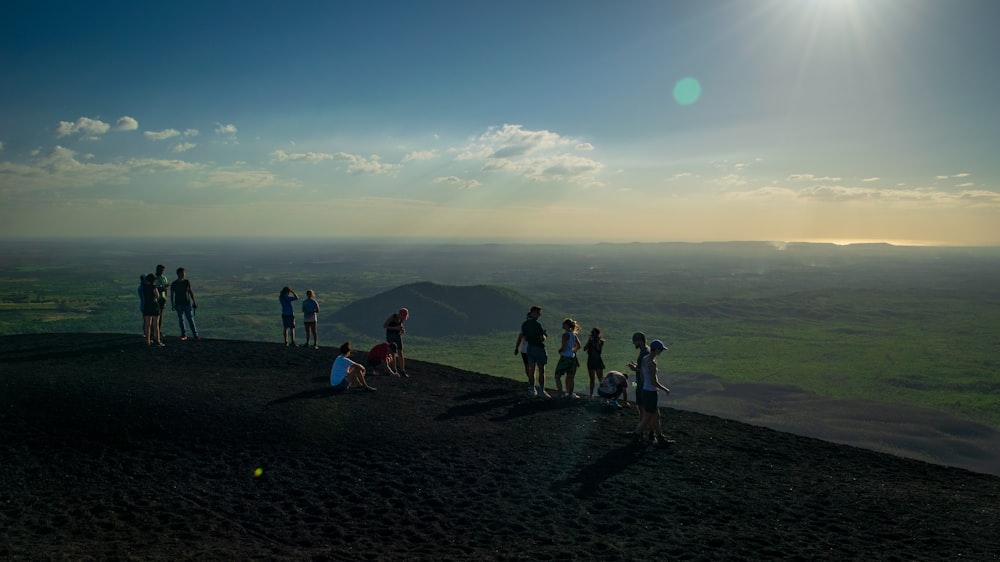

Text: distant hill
xmin=328 ymin=281 xmax=540 ymax=338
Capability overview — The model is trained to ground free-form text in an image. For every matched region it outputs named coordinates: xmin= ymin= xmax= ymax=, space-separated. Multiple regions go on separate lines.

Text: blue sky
xmin=2 ymin=0 xmax=998 ymax=244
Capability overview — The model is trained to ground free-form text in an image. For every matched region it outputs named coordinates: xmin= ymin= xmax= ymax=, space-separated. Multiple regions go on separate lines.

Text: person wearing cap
xmin=330 ymin=341 xmax=376 ymax=392
xmin=597 ymin=370 xmax=631 ymax=408
xmin=365 ymin=341 xmax=400 ymax=376
xmin=520 ymin=305 xmax=550 ymax=398
xmin=384 ymin=307 xmax=410 ymax=377
xmin=635 ymin=339 xmax=673 ymax=446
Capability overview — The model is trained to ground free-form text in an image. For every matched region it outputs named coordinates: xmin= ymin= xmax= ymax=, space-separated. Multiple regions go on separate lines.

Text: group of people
xmin=515 ymin=305 xmax=674 ymax=447
xmin=137 ymin=264 xmax=199 ymax=346
xmin=324 ymin=307 xmax=411 ymax=393
xmin=279 ymin=287 xmax=321 ymax=348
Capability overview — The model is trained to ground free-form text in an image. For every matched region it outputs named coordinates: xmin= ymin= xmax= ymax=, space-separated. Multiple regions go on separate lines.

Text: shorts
xmin=282 ymin=315 xmax=295 ymax=329
xmin=554 ymin=355 xmax=578 ymax=377
xmin=330 ymin=378 xmax=350 ymax=392
xmin=143 ymin=304 xmax=161 ymax=316
xmin=637 ymin=389 xmax=658 ymax=412
xmin=387 ymin=332 xmax=403 ymax=351
xmin=587 ymin=356 xmax=606 ymax=371
xmin=525 ymin=344 xmax=547 ymax=367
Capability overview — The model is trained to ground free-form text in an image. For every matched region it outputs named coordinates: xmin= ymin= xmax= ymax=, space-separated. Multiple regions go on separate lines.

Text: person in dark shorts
xmin=140 ymin=274 xmax=164 ymax=347
xmin=330 ymin=342 xmax=375 ymax=392
xmin=635 ymin=340 xmax=673 ymax=447
xmin=584 ymin=327 xmax=606 ymax=399
xmin=366 ymin=341 xmax=399 ymax=376
xmin=513 ymin=312 xmax=533 ymax=395
xmin=154 ymin=264 xmax=169 ymax=335
xmin=627 ymin=332 xmax=651 ymax=441
xmin=384 ymin=307 xmax=409 ymax=377
xmin=597 ymin=370 xmax=630 ymax=408
xmin=520 ymin=305 xmax=550 ymax=399
xmin=279 ymin=287 xmax=299 ymax=346
xmin=553 ymin=318 xmax=582 ymax=399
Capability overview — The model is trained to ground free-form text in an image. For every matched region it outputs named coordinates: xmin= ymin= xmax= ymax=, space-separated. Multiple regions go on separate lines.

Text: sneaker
xmin=401 ymin=371 xmax=410 ymax=378
xmin=655 ymin=436 xmax=676 ymax=447
xmin=180 ymin=335 xmax=188 ymax=341
xmin=156 ymin=342 xmax=166 ymax=347
xmin=528 ymin=386 xmax=538 ymax=398
xmin=313 ymin=345 xmax=319 ymax=349
xmin=538 ymin=389 xmax=552 ymax=399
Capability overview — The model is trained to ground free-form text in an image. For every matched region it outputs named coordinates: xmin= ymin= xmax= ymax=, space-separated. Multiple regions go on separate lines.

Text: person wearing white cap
xmin=634 ymin=339 xmax=674 ymax=447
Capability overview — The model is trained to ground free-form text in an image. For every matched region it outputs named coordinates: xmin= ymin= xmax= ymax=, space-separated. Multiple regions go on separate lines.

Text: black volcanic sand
xmin=1 ymin=334 xmax=998 ymax=561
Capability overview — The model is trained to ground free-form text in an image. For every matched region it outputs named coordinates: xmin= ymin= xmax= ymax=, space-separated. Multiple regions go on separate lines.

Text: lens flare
xmin=673 ymin=77 xmax=702 ymax=105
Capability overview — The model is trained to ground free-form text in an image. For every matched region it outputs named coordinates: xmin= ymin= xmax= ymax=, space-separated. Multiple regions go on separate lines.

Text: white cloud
xmin=184 ymin=129 xmax=199 ymax=137
xmin=402 ymin=149 xmax=438 ymax=162
xmin=0 ymin=145 xmax=199 ymax=192
xmin=434 ymin=176 xmax=481 ymax=190
xmin=215 ymin=123 xmax=238 ymax=135
xmin=454 ymin=124 xmax=604 ymax=184
xmin=862 ymin=177 xmax=880 ymax=182
xmin=953 ymin=173 xmax=971 ymax=178
xmin=54 ymin=117 xmax=111 ymax=140
xmin=188 ymin=169 xmax=286 ymax=190
xmin=144 ymin=128 xmax=181 ymax=141
xmin=272 ymin=149 xmax=400 ymax=175
xmin=787 ymin=174 xmax=842 ymax=182
xmin=575 ymin=143 xmax=594 ymax=151
xmin=171 ymin=142 xmax=197 ymax=153
xmin=112 ymin=116 xmax=139 ymax=132
xmin=956 ymin=182 xmax=975 ymax=188
xmin=727 ymin=185 xmax=1000 ymax=208
xmin=714 ymin=174 xmax=747 ymax=187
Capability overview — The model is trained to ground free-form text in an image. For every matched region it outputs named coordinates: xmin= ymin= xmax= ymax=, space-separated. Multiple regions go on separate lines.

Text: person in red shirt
xmin=366 ymin=341 xmax=399 ymax=376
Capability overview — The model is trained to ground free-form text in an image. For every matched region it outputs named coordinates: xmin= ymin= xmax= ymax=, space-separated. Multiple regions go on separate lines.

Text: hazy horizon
xmin=2 ymin=1 xmax=999 ymax=244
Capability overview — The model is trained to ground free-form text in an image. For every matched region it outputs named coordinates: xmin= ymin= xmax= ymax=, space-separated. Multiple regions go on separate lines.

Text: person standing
xmin=384 ymin=307 xmax=409 ymax=377
xmin=513 ymin=312 xmax=533 ymax=395
xmin=140 ymin=274 xmax=164 ymax=347
xmin=154 ymin=264 xmax=169 ymax=335
xmin=584 ymin=327 xmax=606 ymax=399
xmin=279 ymin=286 xmax=299 ymax=347
xmin=520 ymin=305 xmax=550 ymax=399
xmin=170 ymin=267 xmax=199 ymax=341
xmin=554 ymin=318 xmax=582 ymax=399
xmin=628 ymin=332 xmax=651 ymax=441
xmin=330 ymin=341 xmax=376 ymax=392
xmin=635 ymin=340 xmax=673 ymax=447
xmin=302 ymin=290 xmax=320 ymax=349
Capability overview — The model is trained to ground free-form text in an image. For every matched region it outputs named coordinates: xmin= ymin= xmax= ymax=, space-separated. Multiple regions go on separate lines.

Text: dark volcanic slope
xmin=1 ymin=334 xmax=998 ymax=561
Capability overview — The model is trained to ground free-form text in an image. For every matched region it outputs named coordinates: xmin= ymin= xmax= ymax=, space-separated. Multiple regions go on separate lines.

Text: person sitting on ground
xmin=597 ymin=370 xmax=631 ymax=408
xmin=365 ymin=341 xmax=399 ymax=376
xmin=330 ymin=341 xmax=376 ymax=392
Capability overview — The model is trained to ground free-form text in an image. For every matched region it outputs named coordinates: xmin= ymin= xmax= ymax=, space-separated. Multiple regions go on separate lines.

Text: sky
xmin=1 ymin=0 xmax=999 ymax=245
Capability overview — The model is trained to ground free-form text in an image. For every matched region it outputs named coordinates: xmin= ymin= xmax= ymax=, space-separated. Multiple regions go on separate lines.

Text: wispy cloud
xmin=188 ymin=169 xmax=285 ymax=190
xmin=862 ymin=177 xmax=880 ymax=182
xmin=171 ymin=142 xmax=197 ymax=153
xmin=728 ymin=185 xmax=1000 ymax=208
xmin=402 ymin=149 xmax=439 ymax=162
xmin=215 ymin=123 xmax=238 ymax=135
xmin=434 ymin=176 xmax=481 ymax=190
xmin=0 ymin=145 xmax=199 ymax=192
xmin=454 ymin=124 xmax=603 ymax=184
xmin=786 ymin=173 xmax=842 ymax=182
xmin=272 ymin=149 xmax=400 ymax=175
xmin=144 ymin=128 xmax=181 ymax=141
